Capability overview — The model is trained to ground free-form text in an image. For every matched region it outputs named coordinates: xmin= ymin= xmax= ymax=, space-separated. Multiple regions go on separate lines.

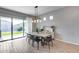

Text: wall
xmin=26 ymin=17 xmax=32 ymax=33
xmin=37 ymin=6 xmax=79 ymax=44
xmin=32 ymin=23 xmax=37 ymax=32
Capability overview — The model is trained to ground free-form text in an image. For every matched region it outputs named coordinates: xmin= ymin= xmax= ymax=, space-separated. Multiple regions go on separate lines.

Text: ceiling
xmin=1 ymin=6 xmax=65 ymax=16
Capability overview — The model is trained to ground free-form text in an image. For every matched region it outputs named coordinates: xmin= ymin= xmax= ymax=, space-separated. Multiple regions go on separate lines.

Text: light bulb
xmin=32 ymin=21 xmax=34 ymax=23
xmin=37 ymin=20 xmax=39 ymax=23
xmin=43 ymin=17 xmax=46 ymax=21
xmin=34 ymin=20 xmax=36 ymax=23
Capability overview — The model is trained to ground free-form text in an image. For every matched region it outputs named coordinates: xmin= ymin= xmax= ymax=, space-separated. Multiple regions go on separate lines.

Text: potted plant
xmin=40 ymin=29 xmax=44 ymax=32
xmin=36 ymin=28 xmax=39 ymax=33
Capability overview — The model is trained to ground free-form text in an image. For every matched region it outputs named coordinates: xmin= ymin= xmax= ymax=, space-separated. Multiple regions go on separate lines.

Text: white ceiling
xmin=1 ymin=6 xmax=64 ymax=16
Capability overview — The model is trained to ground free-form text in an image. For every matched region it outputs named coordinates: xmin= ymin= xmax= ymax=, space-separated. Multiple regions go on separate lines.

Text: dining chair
xmin=27 ymin=34 xmax=32 ymax=44
xmin=29 ymin=35 xmax=35 ymax=47
xmin=44 ymin=35 xmax=53 ymax=50
xmin=34 ymin=36 xmax=42 ymax=50
xmin=28 ymin=34 xmax=42 ymax=50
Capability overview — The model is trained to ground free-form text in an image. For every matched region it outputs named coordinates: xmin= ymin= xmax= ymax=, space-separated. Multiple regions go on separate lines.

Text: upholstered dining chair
xmin=43 ymin=35 xmax=53 ymax=50
xmin=27 ymin=34 xmax=42 ymax=50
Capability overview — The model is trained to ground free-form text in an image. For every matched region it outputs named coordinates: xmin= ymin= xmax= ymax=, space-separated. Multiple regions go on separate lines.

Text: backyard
xmin=1 ymin=31 xmax=23 ymax=40
xmin=2 ymin=32 xmax=23 ymax=36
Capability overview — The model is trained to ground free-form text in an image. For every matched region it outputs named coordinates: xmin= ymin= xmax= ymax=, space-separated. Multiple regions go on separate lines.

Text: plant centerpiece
xmin=36 ymin=28 xmax=39 ymax=33
xmin=40 ymin=29 xmax=44 ymax=32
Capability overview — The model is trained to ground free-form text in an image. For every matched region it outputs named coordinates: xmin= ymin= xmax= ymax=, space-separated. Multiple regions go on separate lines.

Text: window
xmin=50 ymin=16 xmax=53 ymax=20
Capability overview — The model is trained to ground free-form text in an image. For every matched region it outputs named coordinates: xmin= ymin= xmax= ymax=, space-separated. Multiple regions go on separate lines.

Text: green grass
xmin=2 ymin=32 xmax=23 ymax=36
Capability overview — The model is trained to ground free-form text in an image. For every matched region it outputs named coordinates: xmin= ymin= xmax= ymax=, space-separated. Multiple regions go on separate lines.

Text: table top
xmin=27 ymin=32 xmax=51 ymax=37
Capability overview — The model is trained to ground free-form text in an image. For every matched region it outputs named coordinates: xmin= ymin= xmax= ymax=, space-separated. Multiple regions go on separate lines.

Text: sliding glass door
xmin=13 ymin=18 xmax=23 ymax=38
xmin=1 ymin=16 xmax=11 ymax=40
xmin=0 ymin=16 xmax=29 ymax=41
xmin=0 ymin=17 xmax=1 ymax=38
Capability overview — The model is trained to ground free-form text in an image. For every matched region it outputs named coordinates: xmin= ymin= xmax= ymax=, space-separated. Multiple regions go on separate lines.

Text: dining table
xmin=27 ymin=32 xmax=52 ymax=38
xmin=27 ymin=32 xmax=54 ymax=50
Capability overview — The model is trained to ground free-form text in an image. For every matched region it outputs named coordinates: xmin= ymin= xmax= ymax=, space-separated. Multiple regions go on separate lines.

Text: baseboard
xmin=56 ymin=39 xmax=79 ymax=46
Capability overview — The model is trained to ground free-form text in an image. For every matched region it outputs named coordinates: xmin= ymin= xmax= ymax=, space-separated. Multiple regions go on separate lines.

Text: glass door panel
xmin=1 ymin=16 xmax=11 ymax=40
xmin=13 ymin=18 xmax=23 ymax=38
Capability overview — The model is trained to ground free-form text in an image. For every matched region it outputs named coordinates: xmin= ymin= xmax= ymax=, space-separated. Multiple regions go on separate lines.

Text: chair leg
xmin=37 ymin=42 xmax=39 ymax=50
xmin=51 ymin=40 xmax=53 ymax=47
xmin=41 ymin=41 xmax=43 ymax=46
xmin=28 ymin=39 xmax=30 ymax=44
xmin=26 ymin=37 xmax=27 ymax=42
xmin=32 ymin=40 xmax=34 ymax=47
xmin=41 ymin=39 xmax=45 ymax=48
xmin=41 ymin=41 xmax=44 ymax=47
xmin=48 ymin=42 xmax=50 ymax=51
xmin=53 ymin=38 xmax=55 ymax=40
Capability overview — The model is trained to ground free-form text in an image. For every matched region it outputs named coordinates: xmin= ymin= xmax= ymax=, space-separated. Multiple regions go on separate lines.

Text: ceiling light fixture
xmin=32 ymin=6 xmax=41 ymax=23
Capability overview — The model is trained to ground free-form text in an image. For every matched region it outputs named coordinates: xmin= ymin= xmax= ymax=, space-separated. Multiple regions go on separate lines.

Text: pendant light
xmin=32 ymin=6 xmax=41 ymax=23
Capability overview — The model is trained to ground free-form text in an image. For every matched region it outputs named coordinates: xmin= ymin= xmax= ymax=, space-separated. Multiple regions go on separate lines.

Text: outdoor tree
xmin=17 ymin=27 xmax=23 ymax=31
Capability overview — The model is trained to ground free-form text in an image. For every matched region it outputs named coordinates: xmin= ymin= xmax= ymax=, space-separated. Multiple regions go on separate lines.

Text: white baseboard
xmin=56 ymin=39 xmax=79 ymax=46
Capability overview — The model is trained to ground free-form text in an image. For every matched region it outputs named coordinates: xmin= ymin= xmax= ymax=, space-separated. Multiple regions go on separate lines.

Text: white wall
xmin=37 ymin=6 xmax=79 ymax=44
xmin=26 ymin=17 xmax=32 ymax=33
xmin=32 ymin=23 xmax=37 ymax=32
